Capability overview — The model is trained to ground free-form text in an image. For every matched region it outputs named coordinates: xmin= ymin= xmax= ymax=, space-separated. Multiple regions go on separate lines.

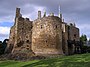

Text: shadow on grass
xmin=0 ymin=53 xmax=90 ymax=67
xmin=0 ymin=61 xmax=19 ymax=66
xmin=22 ymin=56 xmax=90 ymax=67
xmin=22 ymin=60 xmax=90 ymax=67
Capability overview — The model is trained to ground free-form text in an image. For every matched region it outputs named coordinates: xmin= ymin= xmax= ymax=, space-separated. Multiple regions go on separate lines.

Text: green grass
xmin=0 ymin=53 xmax=90 ymax=67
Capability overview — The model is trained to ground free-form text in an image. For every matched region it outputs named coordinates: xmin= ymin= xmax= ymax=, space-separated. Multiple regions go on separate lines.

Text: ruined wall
xmin=62 ymin=22 xmax=80 ymax=55
xmin=67 ymin=24 xmax=80 ymax=54
xmin=7 ymin=8 xmax=32 ymax=53
xmin=5 ymin=26 xmax=15 ymax=53
xmin=68 ymin=25 xmax=79 ymax=41
xmin=9 ymin=26 xmax=15 ymax=45
xmin=62 ymin=23 xmax=69 ymax=55
xmin=32 ymin=16 xmax=63 ymax=55
xmin=12 ymin=17 xmax=32 ymax=53
xmin=6 ymin=8 xmax=80 ymax=56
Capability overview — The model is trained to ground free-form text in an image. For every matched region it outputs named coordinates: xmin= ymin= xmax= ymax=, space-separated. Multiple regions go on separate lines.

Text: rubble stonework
xmin=6 ymin=8 xmax=80 ymax=55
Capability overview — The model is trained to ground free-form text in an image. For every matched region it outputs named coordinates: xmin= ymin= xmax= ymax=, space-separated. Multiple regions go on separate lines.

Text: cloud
xmin=0 ymin=0 xmax=90 ymax=40
xmin=0 ymin=26 xmax=10 ymax=34
xmin=0 ymin=0 xmax=90 ymax=23
xmin=77 ymin=24 xmax=90 ymax=39
xmin=0 ymin=26 xmax=10 ymax=41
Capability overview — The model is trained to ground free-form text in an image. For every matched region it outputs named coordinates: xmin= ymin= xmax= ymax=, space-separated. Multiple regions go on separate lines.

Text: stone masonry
xmin=5 ymin=7 xmax=80 ymax=56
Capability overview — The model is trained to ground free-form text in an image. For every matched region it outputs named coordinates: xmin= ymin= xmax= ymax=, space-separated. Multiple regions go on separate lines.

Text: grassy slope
xmin=0 ymin=53 xmax=90 ymax=67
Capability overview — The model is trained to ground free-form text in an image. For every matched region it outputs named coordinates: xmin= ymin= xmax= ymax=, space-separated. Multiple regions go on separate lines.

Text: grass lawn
xmin=0 ymin=53 xmax=90 ymax=67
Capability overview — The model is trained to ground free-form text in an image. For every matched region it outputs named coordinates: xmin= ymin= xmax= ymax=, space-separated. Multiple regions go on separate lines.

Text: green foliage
xmin=0 ymin=39 xmax=9 ymax=55
xmin=80 ymin=34 xmax=87 ymax=48
xmin=80 ymin=34 xmax=87 ymax=42
xmin=0 ymin=53 xmax=90 ymax=67
xmin=0 ymin=41 xmax=2 ymax=44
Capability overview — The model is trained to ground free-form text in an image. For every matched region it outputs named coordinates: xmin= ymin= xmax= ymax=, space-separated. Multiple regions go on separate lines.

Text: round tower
xmin=32 ymin=16 xmax=63 ymax=55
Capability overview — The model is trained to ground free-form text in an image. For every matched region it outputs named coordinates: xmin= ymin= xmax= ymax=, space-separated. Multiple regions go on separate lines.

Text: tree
xmin=80 ymin=34 xmax=88 ymax=53
xmin=2 ymin=39 xmax=9 ymax=53
xmin=80 ymin=34 xmax=87 ymax=45
xmin=80 ymin=34 xmax=87 ymax=41
xmin=0 ymin=41 xmax=2 ymax=45
xmin=0 ymin=39 xmax=9 ymax=55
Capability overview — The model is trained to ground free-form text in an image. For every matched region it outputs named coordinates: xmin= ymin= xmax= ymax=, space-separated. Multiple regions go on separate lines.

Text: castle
xmin=6 ymin=7 xmax=80 ymax=56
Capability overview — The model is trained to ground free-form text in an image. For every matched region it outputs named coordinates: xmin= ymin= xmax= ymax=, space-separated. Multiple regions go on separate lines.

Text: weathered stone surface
xmin=32 ymin=16 xmax=63 ymax=55
xmin=6 ymin=8 xmax=32 ymax=54
xmin=6 ymin=8 xmax=80 ymax=56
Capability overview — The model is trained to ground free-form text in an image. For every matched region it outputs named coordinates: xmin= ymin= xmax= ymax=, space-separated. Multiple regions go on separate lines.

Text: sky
xmin=0 ymin=0 xmax=90 ymax=41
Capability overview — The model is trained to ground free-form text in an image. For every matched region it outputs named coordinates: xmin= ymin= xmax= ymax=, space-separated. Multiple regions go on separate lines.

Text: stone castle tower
xmin=6 ymin=7 xmax=80 ymax=55
xmin=32 ymin=14 xmax=63 ymax=55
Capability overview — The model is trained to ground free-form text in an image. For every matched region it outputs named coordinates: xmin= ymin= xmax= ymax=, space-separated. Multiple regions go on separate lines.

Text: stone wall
xmin=62 ymin=23 xmax=69 ymax=55
xmin=6 ymin=8 xmax=80 ymax=56
xmin=12 ymin=17 xmax=32 ymax=53
xmin=69 ymin=25 xmax=79 ymax=41
xmin=67 ymin=24 xmax=79 ymax=54
xmin=5 ymin=26 xmax=15 ymax=53
xmin=32 ymin=16 xmax=63 ymax=55
xmin=7 ymin=8 xmax=32 ymax=53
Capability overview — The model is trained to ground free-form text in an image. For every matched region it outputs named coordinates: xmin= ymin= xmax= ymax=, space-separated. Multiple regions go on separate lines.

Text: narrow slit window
xmin=74 ymin=34 xmax=76 ymax=38
xmin=41 ymin=25 xmax=43 ymax=29
xmin=56 ymin=25 xmax=57 ymax=28
xmin=46 ymin=40 xmax=47 ymax=43
xmin=26 ymin=40 xmax=29 ymax=43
